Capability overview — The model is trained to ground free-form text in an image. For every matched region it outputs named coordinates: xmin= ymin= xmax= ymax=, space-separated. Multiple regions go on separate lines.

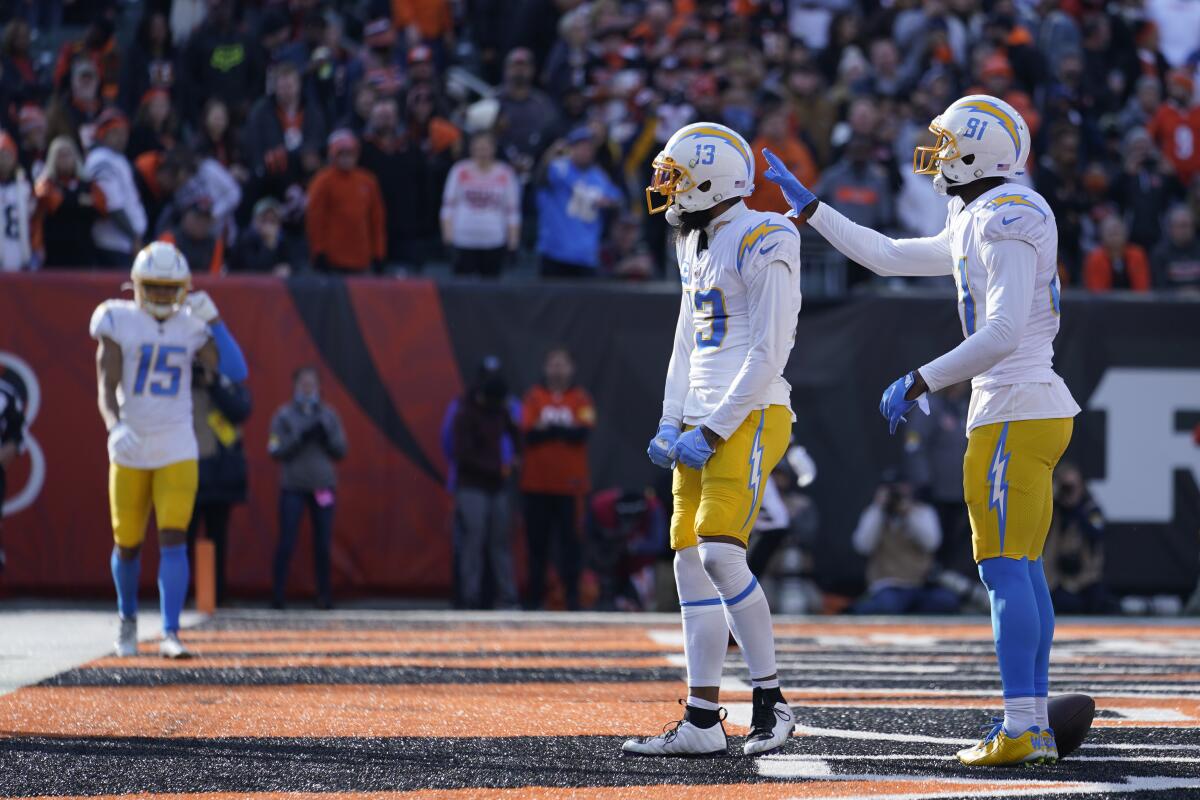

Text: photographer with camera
xmin=268 ymin=366 xmax=348 ymax=609
xmin=850 ymin=469 xmax=958 ymax=614
xmin=1042 ymin=462 xmax=1115 ymax=614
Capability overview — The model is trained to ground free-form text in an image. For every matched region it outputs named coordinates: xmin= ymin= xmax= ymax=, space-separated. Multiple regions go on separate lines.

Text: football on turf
xmin=1048 ymin=694 xmax=1095 ymax=759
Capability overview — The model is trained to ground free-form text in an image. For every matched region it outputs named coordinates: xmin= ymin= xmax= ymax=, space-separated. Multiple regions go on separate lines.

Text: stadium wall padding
xmin=1 ymin=273 xmax=1197 ymax=598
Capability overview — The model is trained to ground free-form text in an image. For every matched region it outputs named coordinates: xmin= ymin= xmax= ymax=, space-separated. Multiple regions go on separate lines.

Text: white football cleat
xmin=114 ymin=617 xmax=138 ymax=657
xmin=158 ymin=632 xmax=192 ymax=659
xmin=743 ymin=687 xmax=795 ymax=756
xmin=622 ymin=703 xmax=728 ymax=757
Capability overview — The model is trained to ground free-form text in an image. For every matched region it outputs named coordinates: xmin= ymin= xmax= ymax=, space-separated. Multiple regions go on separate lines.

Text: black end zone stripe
xmin=287 ymin=276 xmax=442 ymax=484
xmin=40 ymin=665 xmax=685 ymax=686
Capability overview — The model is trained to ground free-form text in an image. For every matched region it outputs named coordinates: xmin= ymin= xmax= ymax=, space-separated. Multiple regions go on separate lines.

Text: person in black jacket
xmin=33 ymin=135 xmax=102 ymax=268
xmin=451 ymin=357 xmax=520 ymax=609
xmin=187 ymin=364 xmax=251 ymax=606
xmin=231 ymin=197 xmax=294 ymax=275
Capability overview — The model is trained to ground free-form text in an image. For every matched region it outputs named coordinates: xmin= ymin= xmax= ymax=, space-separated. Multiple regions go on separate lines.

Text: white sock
xmin=675 ymin=548 xmax=729 ymax=688
xmin=752 ymin=678 xmax=780 ymax=690
xmin=1035 ymin=696 xmax=1049 ymax=730
xmin=698 ymin=542 xmax=778 ymax=682
xmin=687 ymin=695 xmax=719 ymax=711
xmin=1003 ymin=696 xmax=1038 ymax=737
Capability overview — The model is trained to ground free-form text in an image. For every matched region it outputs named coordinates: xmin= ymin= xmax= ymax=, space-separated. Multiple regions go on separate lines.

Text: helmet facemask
xmin=913 ymin=120 xmax=961 ymax=177
xmin=135 ymin=279 xmax=189 ymax=320
xmin=645 ymin=155 xmax=696 ymax=215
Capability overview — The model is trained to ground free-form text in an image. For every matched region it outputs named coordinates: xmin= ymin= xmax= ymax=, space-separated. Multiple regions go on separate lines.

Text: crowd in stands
xmin=0 ymin=0 xmax=1197 ymax=291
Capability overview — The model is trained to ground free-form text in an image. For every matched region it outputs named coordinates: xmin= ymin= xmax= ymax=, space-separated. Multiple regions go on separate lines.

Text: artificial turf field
xmin=1 ymin=611 xmax=1199 ymax=799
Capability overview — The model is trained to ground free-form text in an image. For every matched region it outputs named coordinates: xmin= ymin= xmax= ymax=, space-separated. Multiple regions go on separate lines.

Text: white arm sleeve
xmin=704 ymin=261 xmax=800 ymax=439
xmin=919 ymin=238 xmax=1035 ymax=392
xmin=660 ymin=290 xmax=694 ymax=428
xmin=852 ymin=505 xmax=885 ymax=555
xmin=807 ymin=202 xmax=953 ymax=277
xmin=904 ymin=505 xmax=942 ymax=553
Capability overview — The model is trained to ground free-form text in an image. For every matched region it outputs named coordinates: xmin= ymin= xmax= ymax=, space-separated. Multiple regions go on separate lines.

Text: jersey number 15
xmin=133 ymin=344 xmax=187 ymax=396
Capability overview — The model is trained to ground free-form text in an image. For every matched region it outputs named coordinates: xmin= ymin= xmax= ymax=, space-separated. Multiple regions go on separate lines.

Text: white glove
xmin=185 ymin=291 xmax=220 ymax=324
xmin=107 ymin=422 xmax=141 ymax=465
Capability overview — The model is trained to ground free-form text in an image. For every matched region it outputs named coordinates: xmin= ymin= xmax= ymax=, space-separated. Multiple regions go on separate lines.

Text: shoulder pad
xmin=979 ymin=191 xmax=1050 ymax=243
xmin=735 ymin=213 xmax=799 ymax=274
xmin=89 ymin=300 xmax=120 ymax=340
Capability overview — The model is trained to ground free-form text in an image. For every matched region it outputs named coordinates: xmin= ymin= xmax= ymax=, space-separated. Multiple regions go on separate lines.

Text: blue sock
xmin=157 ymin=544 xmax=189 ymax=634
xmin=978 ymin=556 xmax=1039 ymax=733
xmin=111 ymin=550 xmax=141 ymax=620
xmin=1028 ymin=557 xmax=1054 ymax=723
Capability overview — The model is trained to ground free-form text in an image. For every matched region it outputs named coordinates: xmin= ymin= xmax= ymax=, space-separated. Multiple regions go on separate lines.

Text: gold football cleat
xmin=957 ymin=719 xmax=1044 ymax=766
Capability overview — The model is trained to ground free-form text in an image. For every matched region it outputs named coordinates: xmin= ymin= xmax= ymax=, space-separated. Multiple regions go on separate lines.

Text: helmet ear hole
xmin=697 ymin=180 xmax=712 ymax=192
xmin=961 ymin=154 xmax=976 ymax=165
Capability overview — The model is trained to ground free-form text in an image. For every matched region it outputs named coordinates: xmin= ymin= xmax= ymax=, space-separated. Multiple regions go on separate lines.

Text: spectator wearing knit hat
xmin=359 ymin=96 xmax=425 ymax=269
xmin=128 ymin=87 xmax=178 ymax=160
xmin=33 ymin=135 xmax=104 ymax=268
xmin=306 ymin=130 xmax=386 ymax=274
xmin=84 ymin=108 xmax=146 ymax=268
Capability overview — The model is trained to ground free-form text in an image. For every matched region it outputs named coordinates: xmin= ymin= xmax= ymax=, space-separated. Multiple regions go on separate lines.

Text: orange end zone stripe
xmin=85 ymin=654 xmax=676 ymax=670
xmin=0 ymin=683 xmax=745 ymax=739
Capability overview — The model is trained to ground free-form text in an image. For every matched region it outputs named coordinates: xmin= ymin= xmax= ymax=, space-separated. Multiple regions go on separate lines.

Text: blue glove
xmin=647 ymin=423 xmax=680 ymax=469
xmin=880 ymin=372 xmax=920 ymax=435
xmin=672 ymin=427 xmax=715 ymax=470
xmin=762 ymin=147 xmax=816 ymax=217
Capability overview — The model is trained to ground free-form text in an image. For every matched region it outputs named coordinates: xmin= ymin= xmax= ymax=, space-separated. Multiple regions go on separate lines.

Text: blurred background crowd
xmin=0 ymin=0 xmax=1197 ymax=291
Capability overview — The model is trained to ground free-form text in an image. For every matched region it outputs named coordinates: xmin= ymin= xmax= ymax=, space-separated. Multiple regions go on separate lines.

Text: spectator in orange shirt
xmin=748 ymin=105 xmax=817 ymax=216
xmin=1084 ymin=216 xmax=1152 ymax=293
xmin=1147 ymin=70 xmax=1200 ymax=186
xmin=306 ymin=130 xmax=387 ymax=273
xmin=392 ymin=0 xmax=454 ymax=50
xmin=520 ymin=347 xmax=596 ymax=610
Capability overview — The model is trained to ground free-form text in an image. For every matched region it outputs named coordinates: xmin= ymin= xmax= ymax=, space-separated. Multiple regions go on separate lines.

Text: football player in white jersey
xmin=765 ymin=95 xmax=1080 ymax=766
xmin=622 ymin=122 xmax=802 ymax=758
xmin=90 ymin=242 xmax=248 ymax=658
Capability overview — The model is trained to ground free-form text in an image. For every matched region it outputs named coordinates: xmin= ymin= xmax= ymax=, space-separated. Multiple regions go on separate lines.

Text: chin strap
xmin=665 ymin=206 xmax=682 ymax=228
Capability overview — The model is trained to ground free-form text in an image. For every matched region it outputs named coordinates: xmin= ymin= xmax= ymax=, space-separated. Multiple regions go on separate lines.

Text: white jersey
xmin=808 ymin=182 xmax=1079 ymax=433
xmin=661 ymin=202 xmax=803 ymax=439
xmin=0 ymin=173 xmax=32 ymax=271
xmin=89 ymin=299 xmax=210 ymax=468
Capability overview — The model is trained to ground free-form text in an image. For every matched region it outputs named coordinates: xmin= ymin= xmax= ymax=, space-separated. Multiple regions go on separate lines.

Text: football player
xmin=90 ymin=242 xmax=247 ymax=658
xmin=623 ymin=122 xmax=802 ymax=757
xmin=765 ymin=95 xmax=1079 ymax=766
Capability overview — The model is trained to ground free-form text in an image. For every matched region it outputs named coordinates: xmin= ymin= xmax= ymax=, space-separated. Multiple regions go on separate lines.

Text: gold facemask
xmin=645 ymin=155 xmax=696 ymax=215
xmin=913 ymin=122 xmax=961 ymax=175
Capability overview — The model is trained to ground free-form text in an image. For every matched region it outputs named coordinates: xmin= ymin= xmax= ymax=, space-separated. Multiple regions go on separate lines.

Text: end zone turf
xmin=1 ymin=611 xmax=1199 ymax=799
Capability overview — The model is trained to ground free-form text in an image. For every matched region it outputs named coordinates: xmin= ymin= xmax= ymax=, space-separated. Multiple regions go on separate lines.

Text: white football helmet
xmin=646 ymin=121 xmax=754 ymax=215
xmin=131 ymin=241 xmax=191 ymax=319
xmin=914 ymin=94 xmax=1031 ymax=195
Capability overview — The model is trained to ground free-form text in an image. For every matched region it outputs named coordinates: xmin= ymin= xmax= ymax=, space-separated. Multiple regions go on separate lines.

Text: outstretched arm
xmin=762 ymin=147 xmax=952 ymax=277
xmin=807 ymin=202 xmax=953 ymax=277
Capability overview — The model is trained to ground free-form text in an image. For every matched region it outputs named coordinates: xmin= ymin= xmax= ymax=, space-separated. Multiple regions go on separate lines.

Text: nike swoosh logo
xmin=1002 ymin=216 xmax=1022 ymax=225
xmin=760 ymin=243 xmax=779 ymax=255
